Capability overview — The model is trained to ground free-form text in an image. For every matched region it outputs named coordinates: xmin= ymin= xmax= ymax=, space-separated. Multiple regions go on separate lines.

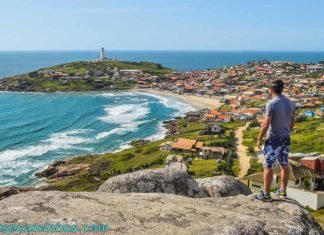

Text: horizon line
xmin=1 ymin=49 xmax=324 ymax=53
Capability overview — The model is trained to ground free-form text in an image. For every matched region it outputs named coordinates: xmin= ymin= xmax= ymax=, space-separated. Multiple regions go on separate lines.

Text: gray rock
xmin=97 ymin=168 xmax=205 ymax=197
xmin=97 ymin=169 xmax=251 ymax=198
xmin=196 ymin=175 xmax=252 ymax=197
xmin=0 ymin=191 xmax=321 ymax=235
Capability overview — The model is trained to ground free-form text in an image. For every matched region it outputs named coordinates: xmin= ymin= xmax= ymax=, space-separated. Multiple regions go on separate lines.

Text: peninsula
xmin=0 ymin=60 xmax=172 ymax=92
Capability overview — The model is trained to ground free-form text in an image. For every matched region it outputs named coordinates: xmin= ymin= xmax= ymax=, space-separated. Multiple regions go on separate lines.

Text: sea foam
xmin=0 ymin=129 xmax=93 ymax=163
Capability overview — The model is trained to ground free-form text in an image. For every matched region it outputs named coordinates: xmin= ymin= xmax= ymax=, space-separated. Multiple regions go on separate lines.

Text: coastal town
xmin=0 ymin=52 xmax=324 ymax=219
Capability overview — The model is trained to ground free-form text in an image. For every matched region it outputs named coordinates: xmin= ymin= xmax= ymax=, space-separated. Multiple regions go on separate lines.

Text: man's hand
xmin=257 ymin=116 xmax=271 ymax=150
xmin=257 ymin=138 xmax=263 ymax=149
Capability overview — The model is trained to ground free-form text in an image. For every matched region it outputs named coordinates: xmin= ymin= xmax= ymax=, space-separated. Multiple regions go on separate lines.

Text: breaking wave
xmin=0 ymin=129 xmax=93 ymax=163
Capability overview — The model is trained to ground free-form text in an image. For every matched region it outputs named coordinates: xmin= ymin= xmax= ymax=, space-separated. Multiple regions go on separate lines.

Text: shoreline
xmin=29 ymin=89 xmax=203 ymax=186
xmin=2 ymin=89 xmax=219 ymax=187
xmin=134 ymin=88 xmax=221 ymax=110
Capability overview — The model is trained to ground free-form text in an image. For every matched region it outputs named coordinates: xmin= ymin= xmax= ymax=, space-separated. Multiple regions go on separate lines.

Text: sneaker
xmin=252 ymin=191 xmax=272 ymax=202
xmin=275 ymin=189 xmax=287 ymax=198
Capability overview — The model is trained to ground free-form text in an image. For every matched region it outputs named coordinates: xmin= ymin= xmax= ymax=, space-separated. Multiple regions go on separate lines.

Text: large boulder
xmin=97 ymin=168 xmax=205 ymax=197
xmin=0 ymin=191 xmax=321 ymax=235
xmin=196 ymin=175 xmax=252 ymax=197
xmin=97 ymin=169 xmax=251 ymax=198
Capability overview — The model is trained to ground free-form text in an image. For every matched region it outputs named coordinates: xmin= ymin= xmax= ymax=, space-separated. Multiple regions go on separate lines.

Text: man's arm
xmin=257 ymin=115 xmax=272 ymax=149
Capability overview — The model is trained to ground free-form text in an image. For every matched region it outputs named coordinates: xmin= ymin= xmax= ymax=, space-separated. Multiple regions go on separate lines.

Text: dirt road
xmin=236 ymin=122 xmax=251 ymax=178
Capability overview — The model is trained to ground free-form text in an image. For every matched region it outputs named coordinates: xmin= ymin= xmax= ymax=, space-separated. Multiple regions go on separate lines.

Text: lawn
xmin=188 ymin=159 xmax=218 ymax=178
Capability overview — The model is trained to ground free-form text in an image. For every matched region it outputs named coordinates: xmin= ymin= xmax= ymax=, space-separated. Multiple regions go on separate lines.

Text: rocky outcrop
xmin=196 ymin=175 xmax=252 ymax=197
xmin=35 ymin=160 xmax=90 ymax=179
xmin=97 ymin=168 xmax=251 ymax=198
xmin=0 ymin=191 xmax=322 ymax=235
xmin=0 ymin=187 xmax=35 ymax=200
xmin=97 ymin=168 xmax=206 ymax=197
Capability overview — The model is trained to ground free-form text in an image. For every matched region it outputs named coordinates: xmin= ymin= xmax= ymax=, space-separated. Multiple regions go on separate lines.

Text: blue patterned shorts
xmin=263 ymin=138 xmax=290 ymax=168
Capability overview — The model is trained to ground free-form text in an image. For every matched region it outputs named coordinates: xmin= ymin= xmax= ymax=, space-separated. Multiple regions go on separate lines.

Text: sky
xmin=0 ymin=0 xmax=323 ymax=51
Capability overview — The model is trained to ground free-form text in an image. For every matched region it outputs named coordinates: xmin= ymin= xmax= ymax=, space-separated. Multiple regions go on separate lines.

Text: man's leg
xmin=264 ymin=167 xmax=273 ymax=194
xmin=253 ymin=140 xmax=275 ymax=201
xmin=276 ymin=143 xmax=290 ymax=198
xmin=280 ymin=165 xmax=289 ymax=190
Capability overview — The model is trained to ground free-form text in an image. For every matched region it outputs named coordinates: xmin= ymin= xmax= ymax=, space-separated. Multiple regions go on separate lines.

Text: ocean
xmin=0 ymin=91 xmax=194 ymax=186
xmin=0 ymin=50 xmax=323 ymax=186
xmin=0 ymin=51 xmax=324 ymax=78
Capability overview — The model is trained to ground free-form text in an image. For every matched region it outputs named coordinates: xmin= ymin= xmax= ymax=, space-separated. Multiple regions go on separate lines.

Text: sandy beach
xmin=135 ymin=89 xmax=222 ymax=110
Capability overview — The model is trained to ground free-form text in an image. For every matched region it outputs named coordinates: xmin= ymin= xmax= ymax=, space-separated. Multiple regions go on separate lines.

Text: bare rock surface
xmin=97 ymin=168 xmax=206 ymax=197
xmin=196 ymin=175 xmax=252 ymax=197
xmin=0 ymin=191 xmax=322 ymax=235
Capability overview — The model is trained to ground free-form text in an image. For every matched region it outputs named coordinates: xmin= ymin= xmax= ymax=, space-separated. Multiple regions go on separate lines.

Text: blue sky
xmin=1 ymin=0 xmax=323 ymax=51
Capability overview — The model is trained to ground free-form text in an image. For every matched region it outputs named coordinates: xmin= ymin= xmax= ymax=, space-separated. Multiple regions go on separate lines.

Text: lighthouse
xmin=100 ymin=47 xmax=107 ymax=61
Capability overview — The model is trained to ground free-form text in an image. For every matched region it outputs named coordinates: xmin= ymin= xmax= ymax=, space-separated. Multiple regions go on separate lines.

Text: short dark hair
xmin=271 ymin=79 xmax=284 ymax=94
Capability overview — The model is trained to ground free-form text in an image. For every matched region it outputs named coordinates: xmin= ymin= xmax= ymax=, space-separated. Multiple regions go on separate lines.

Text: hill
xmin=0 ymin=60 xmax=173 ymax=92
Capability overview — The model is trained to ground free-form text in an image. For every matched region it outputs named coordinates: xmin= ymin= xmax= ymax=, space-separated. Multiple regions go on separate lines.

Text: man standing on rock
xmin=253 ymin=79 xmax=295 ymax=201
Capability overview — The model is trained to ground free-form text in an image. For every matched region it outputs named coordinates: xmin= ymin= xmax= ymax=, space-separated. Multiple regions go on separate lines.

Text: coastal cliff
xmin=0 ymin=169 xmax=322 ymax=234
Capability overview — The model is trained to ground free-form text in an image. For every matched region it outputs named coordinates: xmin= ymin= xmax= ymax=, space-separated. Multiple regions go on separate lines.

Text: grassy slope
xmin=188 ymin=159 xmax=218 ymax=178
xmin=243 ymin=118 xmax=324 ymax=175
xmin=243 ymin=118 xmax=324 ymax=154
xmin=4 ymin=60 xmax=172 ymax=92
xmin=45 ymin=119 xmax=244 ymax=191
xmin=48 ymin=60 xmax=173 ymax=76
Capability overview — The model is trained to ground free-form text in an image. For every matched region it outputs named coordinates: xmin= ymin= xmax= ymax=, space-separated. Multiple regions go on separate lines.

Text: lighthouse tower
xmin=100 ymin=47 xmax=107 ymax=61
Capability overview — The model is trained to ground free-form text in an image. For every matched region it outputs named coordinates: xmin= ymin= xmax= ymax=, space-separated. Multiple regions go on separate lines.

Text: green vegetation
xmin=222 ymin=120 xmax=246 ymax=129
xmin=307 ymin=207 xmax=324 ymax=229
xmin=247 ymin=158 xmax=263 ymax=175
xmin=45 ymin=119 xmax=243 ymax=191
xmin=243 ymin=117 xmax=324 ymax=176
xmin=3 ymin=60 xmax=173 ymax=92
xmin=188 ymin=159 xmax=218 ymax=178
xmin=218 ymin=104 xmax=232 ymax=112
xmin=242 ymin=118 xmax=324 ymax=155
xmin=47 ymin=140 xmax=167 ymax=191
xmin=49 ymin=60 xmax=173 ymax=76
xmin=291 ymin=118 xmax=324 ymax=153
xmin=246 ymin=100 xmax=267 ymax=108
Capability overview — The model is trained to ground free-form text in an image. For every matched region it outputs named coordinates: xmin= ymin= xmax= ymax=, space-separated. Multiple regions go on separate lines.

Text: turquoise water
xmin=0 ymin=51 xmax=324 ymax=78
xmin=0 ymin=91 xmax=193 ymax=186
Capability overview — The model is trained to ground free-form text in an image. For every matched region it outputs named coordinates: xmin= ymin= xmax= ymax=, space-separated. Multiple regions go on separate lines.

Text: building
xmin=185 ymin=111 xmax=202 ymax=121
xmin=99 ymin=47 xmax=108 ymax=61
xmin=306 ymin=64 xmax=324 ymax=73
xmin=200 ymin=147 xmax=227 ymax=159
xmin=171 ymin=138 xmax=204 ymax=152
xmin=300 ymin=156 xmax=324 ymax=173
